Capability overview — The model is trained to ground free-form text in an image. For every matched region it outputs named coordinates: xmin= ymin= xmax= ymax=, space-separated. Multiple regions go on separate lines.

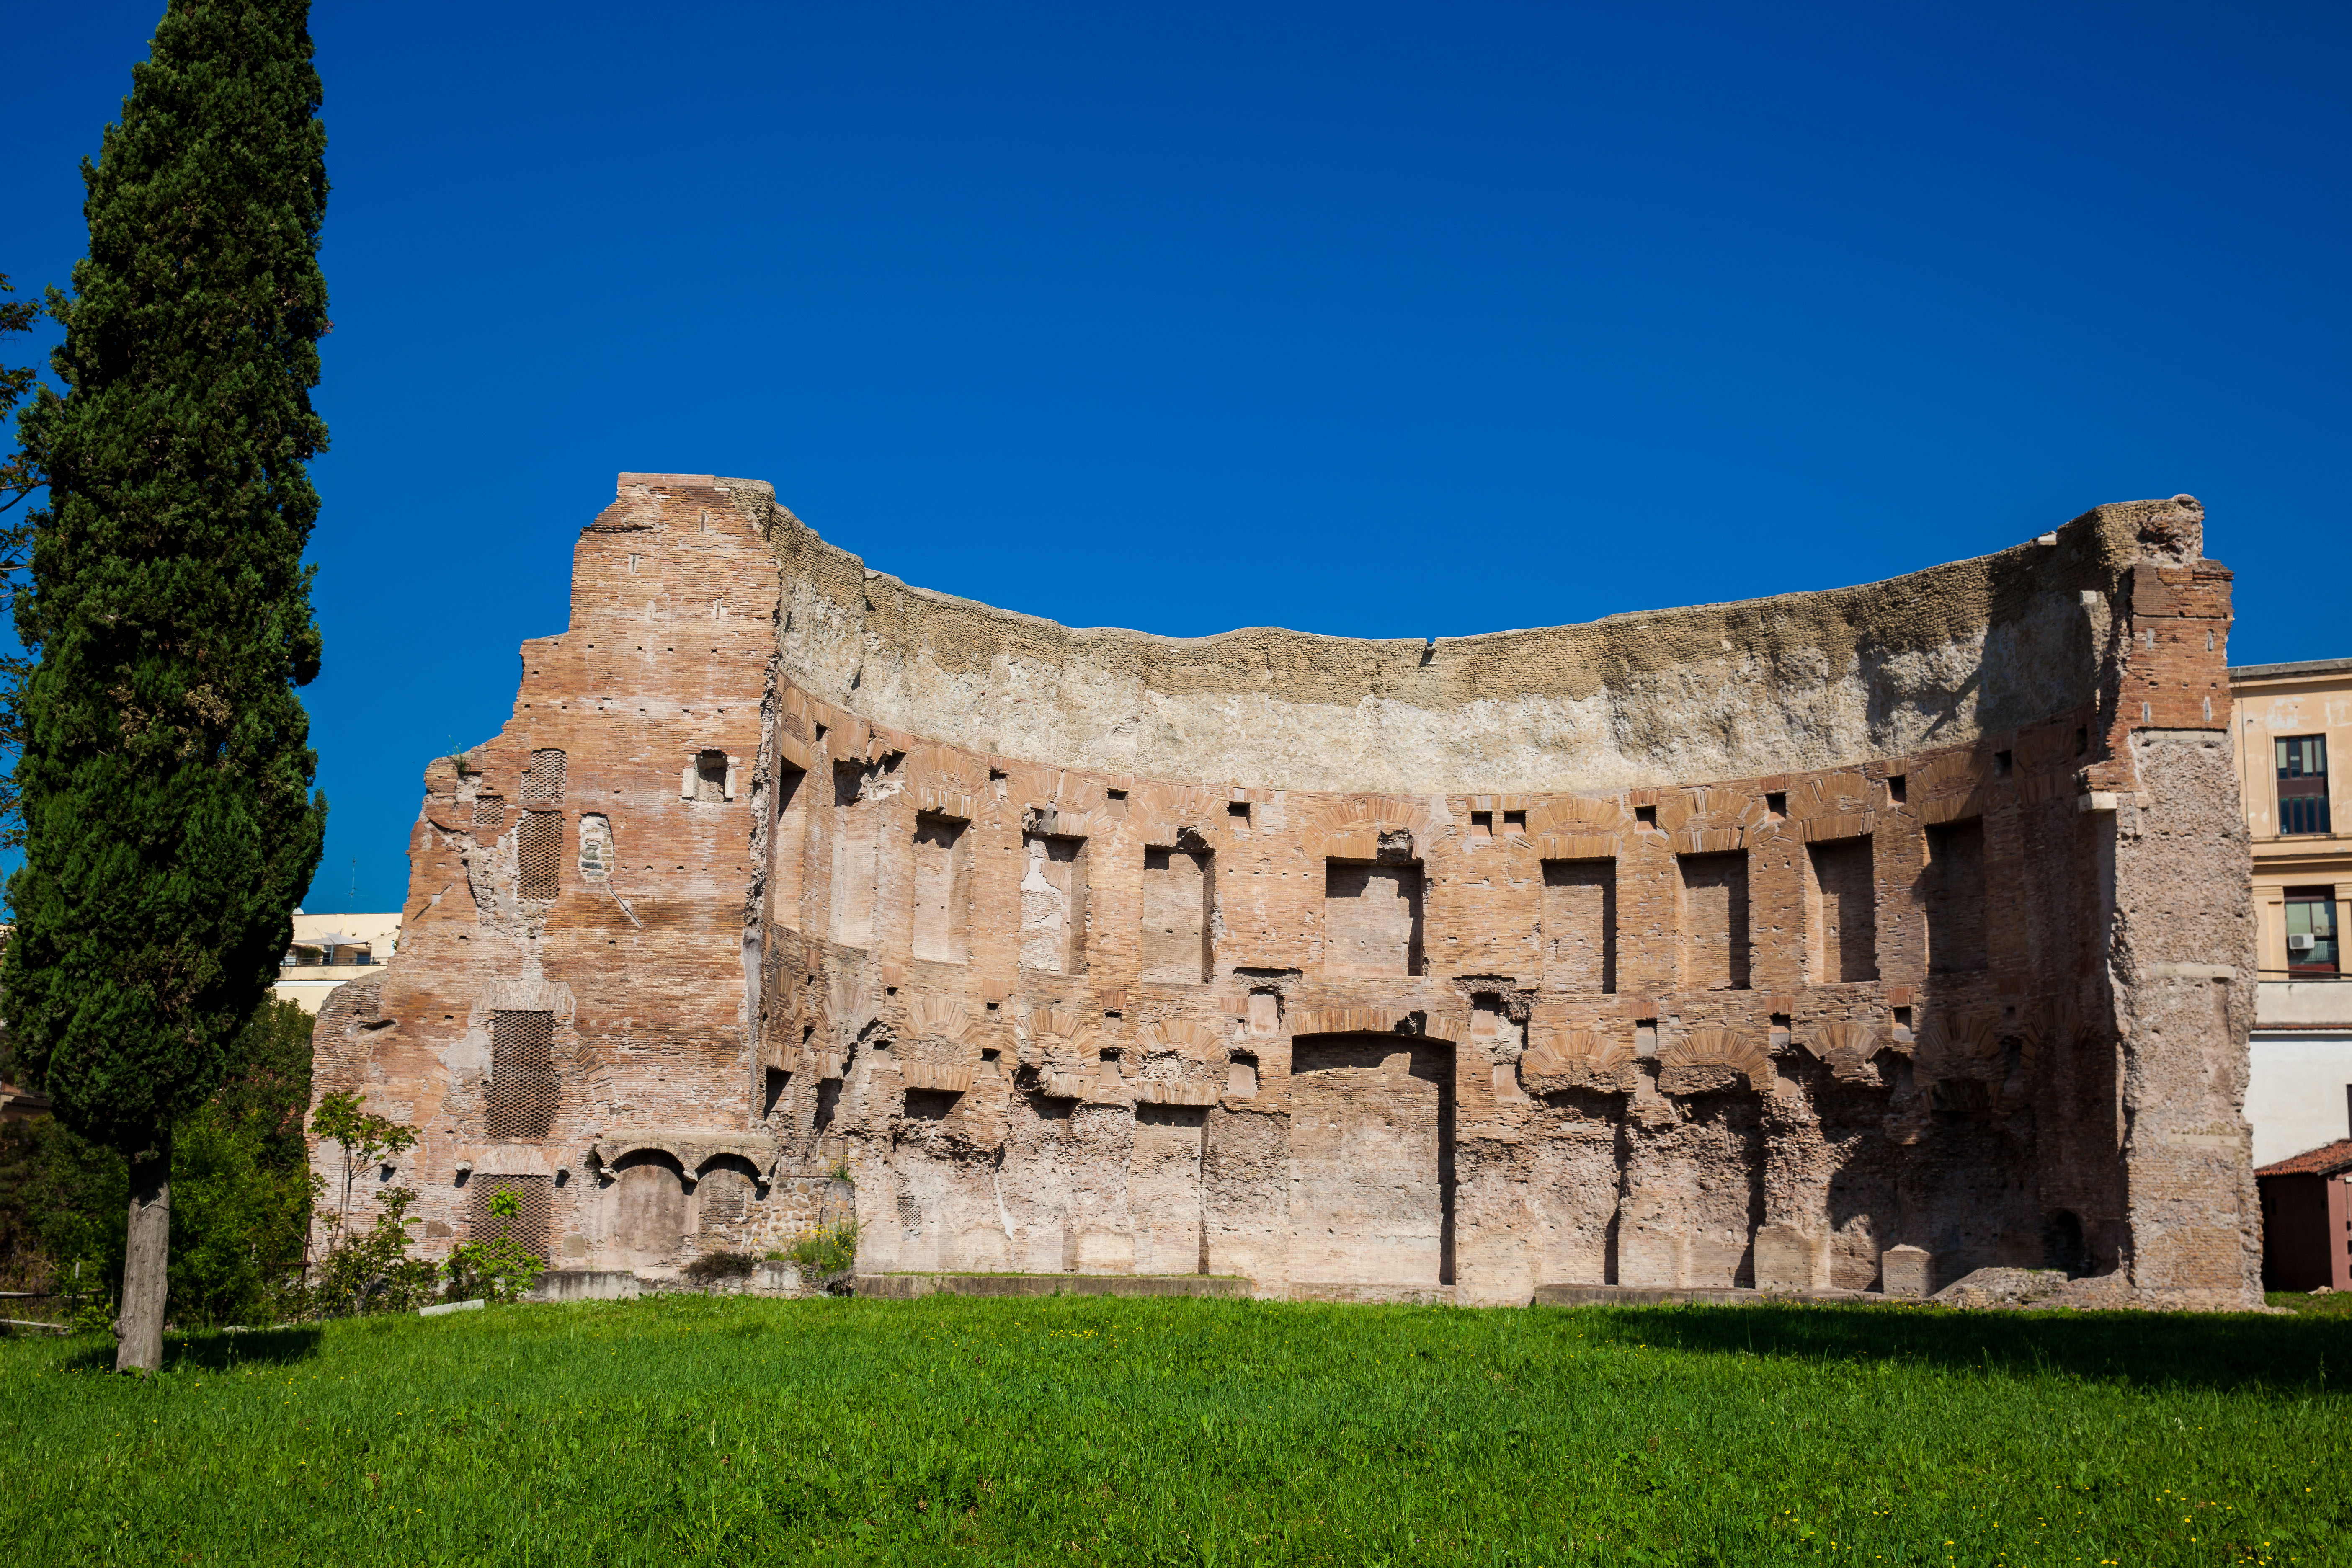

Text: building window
xmin=2277 ymin=735 xmax=2331 ymax=835
xmin=2284 ymin=887 xmax=2339 ymax=977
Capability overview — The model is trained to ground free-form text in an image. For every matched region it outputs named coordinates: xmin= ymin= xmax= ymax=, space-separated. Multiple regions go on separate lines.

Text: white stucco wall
xmin=2247 ymin=1033 xmax=2352 ymax=1167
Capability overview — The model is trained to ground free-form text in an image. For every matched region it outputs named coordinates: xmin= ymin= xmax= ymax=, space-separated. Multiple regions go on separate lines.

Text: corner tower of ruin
xmin=314 ymin=475 xmax=2257 ymax=1307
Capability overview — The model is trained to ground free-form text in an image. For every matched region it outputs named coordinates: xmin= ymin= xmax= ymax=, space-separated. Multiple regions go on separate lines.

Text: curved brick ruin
xmin=313 ymin=475 xmax=2259 ymax=1307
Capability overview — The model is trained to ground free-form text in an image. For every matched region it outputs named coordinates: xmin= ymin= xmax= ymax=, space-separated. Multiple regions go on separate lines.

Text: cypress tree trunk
xmin=118 ymin=1135 xmax=172 ymax=1372
xmin=3 ymin=0 xmax=328 ymax=1374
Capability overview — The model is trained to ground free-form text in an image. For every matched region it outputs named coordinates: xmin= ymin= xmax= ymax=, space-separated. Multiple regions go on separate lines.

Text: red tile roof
xmin=2256 ymin=1138 xmax=2352 ymax=1178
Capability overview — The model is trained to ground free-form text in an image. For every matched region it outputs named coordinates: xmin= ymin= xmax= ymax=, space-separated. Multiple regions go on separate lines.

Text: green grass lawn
xmin=2 ymin=1294 xmax=2346 ymax=1566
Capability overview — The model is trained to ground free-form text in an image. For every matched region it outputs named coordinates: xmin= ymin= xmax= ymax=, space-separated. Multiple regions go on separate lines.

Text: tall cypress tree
xmin=5 ymin=0 xmax=328 ymax=1372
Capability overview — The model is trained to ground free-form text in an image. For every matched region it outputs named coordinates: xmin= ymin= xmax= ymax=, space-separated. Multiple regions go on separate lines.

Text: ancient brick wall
xmin=310 ymin=479 xmax=2259 ymax=1307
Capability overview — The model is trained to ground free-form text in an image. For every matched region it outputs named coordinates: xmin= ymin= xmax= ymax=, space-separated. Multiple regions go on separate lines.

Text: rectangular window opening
xmin=1140 ymin=844 xmax=1215 ymax=983
xmin=1804 ymin=835 xmax=1878 ymax=983
xmin=1324 ymin=858 xmax=1425 ymax=977
xmin=517 ymin=811 xmax=563 ymax=901
xmin=911 ymin=813 xmax=972 ymax=964
xmin=2277 ymin=735 xmax=2332 ymax=836
xmin=2284 ymin=885 xmax=2339 ymax=977
xmin=485 ymin=1010 xmax=559 ymax=1140
xmin=1540 ymin=858 xmax=1617 ymax=994
xmin=771 ymin=763 xmax=808 ymax=930
xmin=1924 ymin=819 xmax=1989 ymax=974
xmin=1020 ymin=832 xmax=1090 ymax=976
xmin=1677 ymin=850 xmax=1751 ymax=991
xmin=828 ymin=762 xmax=879 ymax=948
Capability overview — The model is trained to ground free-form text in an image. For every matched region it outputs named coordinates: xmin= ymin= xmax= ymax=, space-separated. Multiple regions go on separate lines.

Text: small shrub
xmin=786 ymin=1220 xmax=859 ymax=1284
xmin=441 ymin=1189 xmax=545 ymax=1303
xmin=304 ymin=1092 xmax=436 ymax=1317
xmin=683 ymin=1251 xmax=756 ymax=1283
xmin=306 ymin=1185 xmax=437 ymax=1317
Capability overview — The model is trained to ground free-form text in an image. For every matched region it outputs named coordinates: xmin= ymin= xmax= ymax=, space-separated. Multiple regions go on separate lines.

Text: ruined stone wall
xmin=312 ymin=475 xmax=2258 ymax=1307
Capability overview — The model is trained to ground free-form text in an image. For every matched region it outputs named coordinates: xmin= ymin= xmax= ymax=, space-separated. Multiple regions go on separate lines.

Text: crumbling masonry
xmin=312 ymin=477 xmax=2260 ymax=1308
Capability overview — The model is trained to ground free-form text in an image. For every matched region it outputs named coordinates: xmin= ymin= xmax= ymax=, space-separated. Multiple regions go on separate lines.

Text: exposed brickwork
xmin=309 ymin=482 xmax=2258 ymax=1307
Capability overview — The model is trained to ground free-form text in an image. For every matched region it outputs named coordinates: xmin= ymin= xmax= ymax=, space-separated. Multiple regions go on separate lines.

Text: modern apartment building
xmin=2231 ymin=657 xmax=2352 ymax=1168
xmin=274 ymin=911 xmax=403 ymax=1016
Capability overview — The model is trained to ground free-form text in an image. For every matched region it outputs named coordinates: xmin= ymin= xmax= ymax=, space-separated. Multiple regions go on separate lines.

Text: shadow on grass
xmin=1586 ymin=1302 xmax=2351 ymax=1395
xmin=62 ymin=1326 xmax=324 ymax=1373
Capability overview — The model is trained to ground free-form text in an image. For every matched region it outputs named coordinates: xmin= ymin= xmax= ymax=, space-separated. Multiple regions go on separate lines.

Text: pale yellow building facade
xmin=2231 ymin=657 xmax=2352 ymax=1165
xmin=274 ymin=911 xmax=403 ymax=1016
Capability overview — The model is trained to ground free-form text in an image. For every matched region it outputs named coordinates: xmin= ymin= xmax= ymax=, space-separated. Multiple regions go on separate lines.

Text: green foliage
xmin=164 ymin=1103 xmax=311 ymax=1326
xmin=0 ymin=1113 xmax=126 ymax=1297
xmin=683 ymin=1250 xmax=757 ymax=1283
xmin=0 ymin=999 xmax=317 ymax=1325
xmin=784 ymin=1219 xmax=859 ymax=1279
xmin=207 ymin=997 xmax=317 ymax=1168
xmin=303 ymin=1089 xmax=433 ymax=1317
xmin=439 ymin=1188 xmax=543 ymax=1304
xmin=3 ymin=0 xmax=329 ymax=1154
xmin=304 ymin=1183 xmax=434 ymax=1318
xmin=307 ymin=1089 xmax=416 ymax=1239
xmin=0 ymin=273 xmax=43 ymax=856
xmin=0 ymin=1295 xmax=2347 ymax=1563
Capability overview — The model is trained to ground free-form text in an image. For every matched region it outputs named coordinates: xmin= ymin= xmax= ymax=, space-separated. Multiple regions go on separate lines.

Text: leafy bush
xmin=306 ymin=1184 xmax=437 ymax=1316
xmin=304 ymin=1089 xmax=435 ymax=1317
xmin=440 ymin=1189 xmax=544 ymax=1303
xmin=0 ymin=997 xmax=317 ymax=1328
xmin=683 ymin=1251 xmax=756 ymax=1283
xmin=782 ymin=1220 xmax=858 ymax=1281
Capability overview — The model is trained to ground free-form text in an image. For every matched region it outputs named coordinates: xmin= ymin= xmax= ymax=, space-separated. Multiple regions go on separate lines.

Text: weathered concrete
xmin=525 ymin=1269 xmax=642 ymax=1303
xmin=855 ymin=1272 xmax=1253 ymax=1300
xmin=1531 ymin=1283 xmax=1879 ymax=1308
xmin=310 ymin=477 xmax=2259 ymax=1310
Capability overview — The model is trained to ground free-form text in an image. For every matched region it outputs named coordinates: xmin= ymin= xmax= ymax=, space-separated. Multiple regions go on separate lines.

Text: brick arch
xmin=1287 ymin=1004 xmax=1407 ymax=1037
xmin=1521 ymin=1026 xmax=1634 ymax=1075
xmin=2013 ymin=995 xmax=2081 ymax=1082
xmin=1299 ymin=797 xmax=1441 ymax=861
xmin=1284 ymin=1005 xmax=1463 ymax=1043
xmin=1656 ymin=786 xmax=1767 ymax=853
xmin=1144 ymin=1017 xmax=1225 ymax=1055
xmin=2020 ymin=995 xmax=2080 ymax=1058
xmin=1785 ymin=771 xmax=1878 ymax=843
xmin=811 ymin=972 xmax=877 ymax=1061
xmin=1024 ymin=1007 xmax=1101 ymax=1055
xmin=1021 ymin=801 xmax=1117 ymax=842
xmin=1658 ymin=1027 xmax=1771 ymax=1090
xmin=1799 ymin=1019 xmax=1890 ymax=1083
xmin=1133 ymin=782 xmax=1230 ymax=848
xmin=1526 ymin=796 xmax=1625 ymax=860
xmin=1917 ymin=1008 xmax=2003 ymax=1075
xmin=695 ymin=1150 xmax=767 ymax=1192
xmin=1911 ymin=748 xmax=1991 ymax=826
xmin=906 ymin=993 xmax=979 ymax=1046
xmin=903 ymin=742 xmax=987 ymax=821
xmin=588 ymin=1134 xmax=779 ymax=1187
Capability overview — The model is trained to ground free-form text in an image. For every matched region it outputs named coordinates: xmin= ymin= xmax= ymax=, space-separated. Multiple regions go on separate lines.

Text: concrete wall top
xmin=745 ymin=479 xmax=2210 ymax=794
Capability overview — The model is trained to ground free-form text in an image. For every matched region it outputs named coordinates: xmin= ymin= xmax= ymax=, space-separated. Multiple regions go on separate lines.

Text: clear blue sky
xmin=6 ymin=2 xmax=2347 ymax=914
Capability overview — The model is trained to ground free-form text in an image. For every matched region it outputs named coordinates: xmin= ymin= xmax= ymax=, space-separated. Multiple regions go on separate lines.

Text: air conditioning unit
xmin=2288 ymin=933 xmax=2317 ymax=952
